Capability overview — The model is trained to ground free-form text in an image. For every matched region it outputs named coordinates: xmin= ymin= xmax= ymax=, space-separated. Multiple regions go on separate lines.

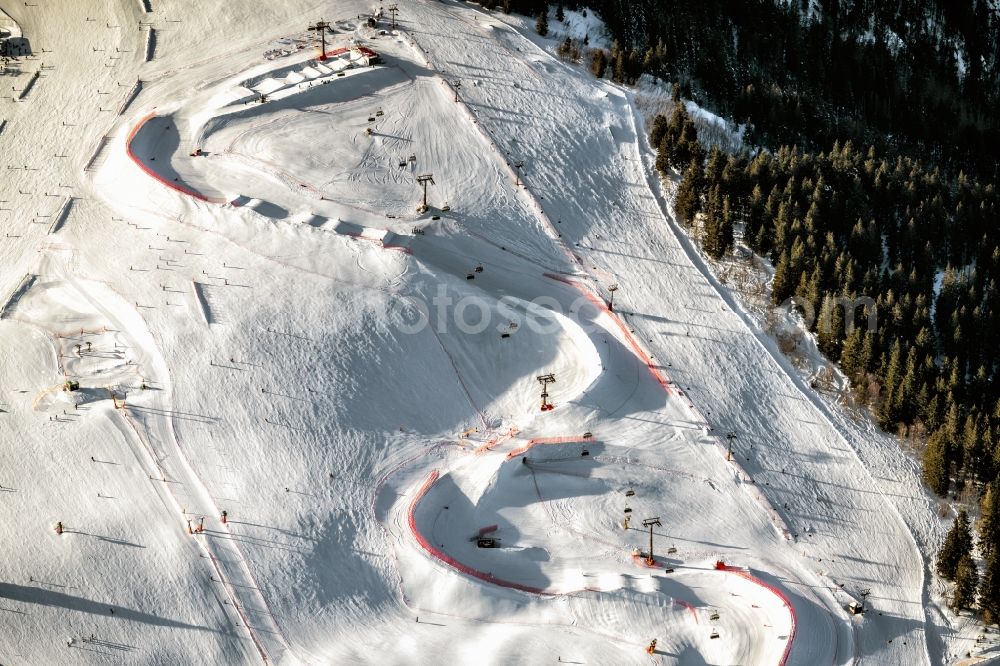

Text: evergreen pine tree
xmin=951 ymin=552 xmax=979 ymax=612
xmin=964 ymin=414 xmax=985 ymax=483
xmin=980 ymin=481 xmax=1000 ymax=559
xmin=555 ymin=3 xmax=564 ymax=22
xmin=753 ymin=223 xmax=769 ymax=255
xmin=981 ymin=428 xmax=996 ymax=486
xmin=924 ymin=393 xmax=943 ymax=433
xmin=937 ymin=509 xmax=974 ymax=580
xmin=945 ymin=399 xmax=965 ymax=475
xmin=800 ymin=264 xmax=822 ymax=316
xmin=772 ymin=250 xmax=794 ymax=304
xmin=661 ymin=104 xmax=688 ymax=169
xmin=649 ymin=115 xmax=669 ymax=152
xmin=656 ymin=135 xmax=672 ymax=176
xmin=641 ymin=47 xmax=655 ymax=72
xmin=897 ymin=346 xmax=920 ymax=423
xmin=720 ymin=195 xmax=733 ymax=255
xmin=915 ymin=383 xmax=932 ymax=424
xmin=817 ymin=294 xmax=845 ymax=359
xmin=879 ymin=340 xmax=905 ymax=428
xmin=840 ymin=327 xmax=863 ymax=379
xmin=744 ymin=184 xmax=766 ymax=252
xmin=980 ymin=548 xmax=1000 ymax=624
xmin=703 ymin=186 xmax=731 ymax=259
xmin=674 ymin=159 xmax=702 ymax=226
xmin=705 ymin=147 xmax=726 ymax=186
xmin=924 ymin=428 xmax=952 ymax=496
xmin=674 ymin=121 xmax=700 ymax=169
xmin=859 ymin=330 xmax=876 ymax=374
xmin=536 ymin=9 xmax=549 ymax=36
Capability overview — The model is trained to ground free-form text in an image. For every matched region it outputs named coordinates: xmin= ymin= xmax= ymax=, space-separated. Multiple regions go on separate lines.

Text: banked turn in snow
xmin=99 ymin=20 xmax=847 ymax=665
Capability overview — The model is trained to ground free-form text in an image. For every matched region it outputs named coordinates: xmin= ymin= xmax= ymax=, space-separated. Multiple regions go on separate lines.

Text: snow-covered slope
xmin=0 ymin=0 xmax=958 ymax=664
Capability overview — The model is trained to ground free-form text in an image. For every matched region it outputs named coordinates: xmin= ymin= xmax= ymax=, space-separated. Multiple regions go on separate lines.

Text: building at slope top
xmin=323 ymin=45 xmax=380 ymax=66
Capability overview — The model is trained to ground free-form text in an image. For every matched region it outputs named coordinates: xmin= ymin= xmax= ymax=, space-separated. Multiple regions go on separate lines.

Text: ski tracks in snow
xmin=53 ymin=259 xmax=299 ymax=664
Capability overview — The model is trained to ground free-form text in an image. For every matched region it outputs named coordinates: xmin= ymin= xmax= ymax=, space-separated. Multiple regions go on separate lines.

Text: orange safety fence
xmin=505 ymin=436 xmax=591 ymax=460
xmin=544 ymin=273 xmax=672 ymax=394
xmin=717 ymin=563 xmax=797 ymax=666
xmin=126 ymin=112 xmax=227 ymax=204
xmin=407 ymin=470 xmax=547 ymax=595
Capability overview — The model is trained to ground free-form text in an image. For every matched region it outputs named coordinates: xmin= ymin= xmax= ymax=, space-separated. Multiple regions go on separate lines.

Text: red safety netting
xmin=408 ymin=470 xmax=547 ymax=595
xmin=505 ymin=436 xmax=591 ymax=460
xmin=544 ymin=273 xmax=672 ymax=394
xmin=126 ymin=113 xmax=226 ymax=203
xmin=474 ymin=426 xmax=519 ymax=455
xmin=716 ymin=563 xmax=797 ymax=666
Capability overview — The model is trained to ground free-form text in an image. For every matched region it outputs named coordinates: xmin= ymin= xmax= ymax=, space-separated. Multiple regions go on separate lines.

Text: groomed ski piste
xmin=0 ymin=0 xmax=971 ymax=664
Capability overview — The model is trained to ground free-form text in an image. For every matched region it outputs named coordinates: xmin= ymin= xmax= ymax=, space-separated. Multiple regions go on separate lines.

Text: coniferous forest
xmin=586 ymin=0 xmax=1000 ymax=177
xmin=533 ymin=0 xmax=1000 ymax=620
xmin=651 ymin=108 xmax=1000 ymax=510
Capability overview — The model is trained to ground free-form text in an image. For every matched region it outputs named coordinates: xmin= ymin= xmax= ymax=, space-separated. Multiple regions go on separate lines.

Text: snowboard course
xmin=0 ymin=0 xmax=953 ymax=664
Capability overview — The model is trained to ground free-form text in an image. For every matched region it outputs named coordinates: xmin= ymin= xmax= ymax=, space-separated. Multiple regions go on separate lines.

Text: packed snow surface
xmin=0 ymin=0 xmax=958 ymax=664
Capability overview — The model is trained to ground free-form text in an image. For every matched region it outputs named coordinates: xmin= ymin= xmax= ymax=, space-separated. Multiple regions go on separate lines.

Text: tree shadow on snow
xmin=0 ymin=583 xmax=216 ymax=632
xmin=70 ymin=530 xmax=145 ymax=548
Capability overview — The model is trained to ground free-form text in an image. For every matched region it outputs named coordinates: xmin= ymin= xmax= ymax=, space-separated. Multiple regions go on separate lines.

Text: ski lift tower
xmin=608 ymin=284 xmax=619 ymax=311
xmin=851 ymin=587 xmax=872 ymax=614
xmin=726 ymin=431 xmax=737 ymax=461
xmin=514 ymin=159 xmax=525 ymax=187
xmin=452 ymin=79 xmax=461 ymax=102
xmin=537 ymin=373 xmax=555 ymax=411
xmin=416 ymin=173 xmax=435 ymax=213
xmin=309 ymin=20 xmax=332 ymax=60
xmin=388 ymin=4 xmax=399 ymax=30
xmin=642 ymin=517 xmax=662 ymax=565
